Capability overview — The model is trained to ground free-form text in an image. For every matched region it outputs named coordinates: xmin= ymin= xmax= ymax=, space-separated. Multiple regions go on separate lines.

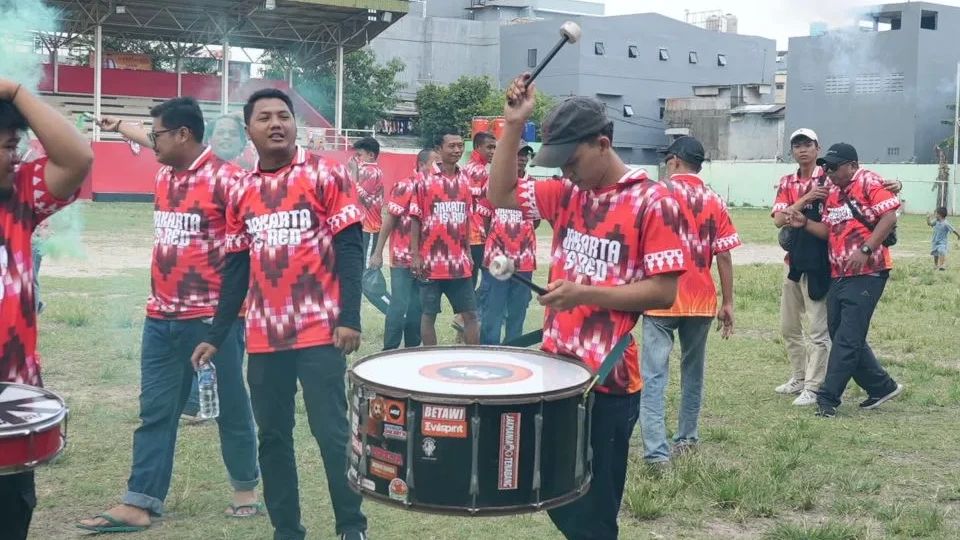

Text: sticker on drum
xmin=0 ymin=383 xmax=69 ymax=475
xmin=389 ymin=478 xmax=409 ymax=503
xmin=351 ymin=347 xmax=592 ymax=400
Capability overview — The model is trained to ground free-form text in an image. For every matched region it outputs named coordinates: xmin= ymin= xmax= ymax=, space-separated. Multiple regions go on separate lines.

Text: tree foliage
xmin=416 ymin=75 xmax=558 ymax=147
xmin=261 ymin=48 xmax=404 ymax=130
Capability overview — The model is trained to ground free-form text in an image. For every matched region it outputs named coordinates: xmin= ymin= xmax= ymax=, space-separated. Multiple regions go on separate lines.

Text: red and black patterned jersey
xmin=1 ymin=158 xmax=77 ymax=386
xmin=409 ymin=163 xmax=474 ymax=280
xmin=226 ymin=146 xmax=362 ymax=353
xmin=647 ymin=173 xmax=740 ymax=318
xmin=354 ymin=159 xmax=383 ymax=233
xmin=147 ymin=147 xmax=248 ymax=320
xmin=385 ymin=171 xmax=419 ymax=268
xmin=772 ymin=166 xmax=826 ymax=216
xmin=821 ymin=168 xmax=899 ymax=278
xmin=462 ymin=151 xmax=490 ymax=245
xmin=482 ymin=174 xmax=537 ymax=272
xmin=518 ymin=170 xmax=688 ymax=395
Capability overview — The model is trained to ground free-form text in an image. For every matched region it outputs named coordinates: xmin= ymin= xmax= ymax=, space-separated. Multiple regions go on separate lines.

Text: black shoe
xmin=815 ymin=404 xmax=837 ymax=418
xmin=859 ymin=384 xmax=904 ymax=410
xmin=341 ymin=531 xmax=368 ymax=540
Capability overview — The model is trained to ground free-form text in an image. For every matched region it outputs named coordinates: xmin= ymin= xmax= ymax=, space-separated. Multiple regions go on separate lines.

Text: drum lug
xmin=574 ymin=402 xmax=586 ymax=485
xmin=469 ymin=407 xmax=481 ymax=511
xmin=404 ymin=402 xmax=416 ymax=493
xmin=358 ymin=397 xmax=370 ymax=489
xmin=532 ymin=406 xmax=543 ymax=502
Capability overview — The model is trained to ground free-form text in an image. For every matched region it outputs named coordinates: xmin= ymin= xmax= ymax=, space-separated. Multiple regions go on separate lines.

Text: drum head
xmin=0 ymin=383 xmax=67 ymax=434
xmin=351 ymin=346 xmax=592 ymax=400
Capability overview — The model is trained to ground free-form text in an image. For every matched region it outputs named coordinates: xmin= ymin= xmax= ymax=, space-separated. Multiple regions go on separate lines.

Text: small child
xmin=928 ymin=207 xmax=960 ymax=270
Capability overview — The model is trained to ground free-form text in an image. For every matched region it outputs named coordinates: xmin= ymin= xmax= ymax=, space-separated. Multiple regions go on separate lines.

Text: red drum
xmin=348 ymin=346 xmax=593 ymax=515
xmin=0 ymin=383 xmax=69 ymax=475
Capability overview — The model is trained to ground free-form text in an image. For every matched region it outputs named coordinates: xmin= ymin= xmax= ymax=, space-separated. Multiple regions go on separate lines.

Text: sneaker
xmin=672 ymin=439 xmax=698 ymax=456
xmin=341 ymin=531 xmax=368 ymax=540
xmin=775 ymin=378 xmax=804 ymax=395
xmin=815 ymin=404 xmax=837 ymax=418
xmin=859 ymin=383 xmax=904 ymax=410
xmin=792 ymin=390 xmax=818 ymax=406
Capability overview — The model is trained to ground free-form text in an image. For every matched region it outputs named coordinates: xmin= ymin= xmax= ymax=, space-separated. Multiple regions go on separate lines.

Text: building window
xmin=628 ymin=45 xmax=638 ymax=58
xmin=623 ymin=104 xmax=634 ymax=117
xmin=921 ymin=10 xmax=938 ymax=30
xmin=658 ymin=47 xmax=669 ymax=61
xmin=594 ymin=42 xmax=605 ymax=55
xmin=717 ymin=53 xmax=727 ymax=67
xmin=527 ymin=49 xmax=537 ymax=68
xmin=658 ymin=98 xmax=666 ymax=119
xmin=887 ymin=147 xmax=900 ymax=157
xmin=689 ymin=51 xmax=699 ymax=64
xmin=775 ymin=82 xmax=785 ymax=90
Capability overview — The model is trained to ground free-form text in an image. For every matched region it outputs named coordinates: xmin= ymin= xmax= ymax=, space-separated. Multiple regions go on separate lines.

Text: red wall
xmin=86 ymin=142 xmax=415 ymax=198
xmin=40 ymin=64 xmax=332 ymax=128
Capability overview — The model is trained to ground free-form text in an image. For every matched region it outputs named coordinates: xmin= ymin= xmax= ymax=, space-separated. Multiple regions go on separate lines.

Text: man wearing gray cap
xmin=488 ymin=75 xmax=689 ymax=539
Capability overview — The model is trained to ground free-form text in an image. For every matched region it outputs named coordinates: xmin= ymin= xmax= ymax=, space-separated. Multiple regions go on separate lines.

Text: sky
xmin=601 ymin=0 xmax=960 ymax=49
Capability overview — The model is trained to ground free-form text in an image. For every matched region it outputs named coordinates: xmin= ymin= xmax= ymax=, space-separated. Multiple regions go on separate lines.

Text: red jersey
xmin=409 ymin=163 xmax=475 ymax=280
xmin=385 ymin=171 xmax=419 ymax=268
xmin=147 ymin=147 xmax=248 ymax=319
xmin=647 ymin=174 xmax=739 ymax=318
xmin=482 ymin=174 xmax=537 ymax=272
xmin=821 ymin=168 xmax=899 ymax=278
xmin=462 ymin=151 xmax=489 ymax=245
xmin=772 ymin=166 xmax=827 ymax=216
xmin=226 ymin=147 xmax=363 ymax=353
xmin=518 ymin=170 xmax=689 ymax=395
xmin=355 ymin=160 xmax=383 ymax=233
xmin=1 ymin=158 xmax=77 ymax=386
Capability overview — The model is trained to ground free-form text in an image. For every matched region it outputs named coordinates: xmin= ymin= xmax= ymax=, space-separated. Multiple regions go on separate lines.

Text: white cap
xmin=789 ymin=128 xmax=819 ymax=143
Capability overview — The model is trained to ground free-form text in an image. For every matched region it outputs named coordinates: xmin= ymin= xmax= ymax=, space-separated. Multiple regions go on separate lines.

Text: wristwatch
xmin=859 ymin=244 xmax=873 ymax=255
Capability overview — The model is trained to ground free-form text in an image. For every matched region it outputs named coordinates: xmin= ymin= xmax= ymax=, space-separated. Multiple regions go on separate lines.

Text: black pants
xmin=0 ymin=471 xmax=35 ymax=540
xmin=817 ymin=275 xmax=898 ymax=408
xmin=248 ymin=346 xmax=366 ymax=540
xmin=383 ymin=266 xmax=422 ymax=350
xmin=470 ymin=244 xmax=484 ymax=290
xmin=548 ymin=392 xmax=640 ymax=540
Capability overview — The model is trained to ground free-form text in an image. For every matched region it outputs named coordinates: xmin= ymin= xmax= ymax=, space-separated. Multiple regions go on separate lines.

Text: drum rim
xmin=349 ymin=477 xmax=591 ymax=516
xmin=349 ymin=346 xmax=592 ymax=403
xmin=0 ymin=382 xmax=69 ymax=436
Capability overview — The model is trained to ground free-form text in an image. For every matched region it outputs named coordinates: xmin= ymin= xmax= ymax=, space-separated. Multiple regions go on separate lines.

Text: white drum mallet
xmin=525 ymin=21 xmax=582 ymax=89
xmin=489 ymin=255 xmax=548 ymax=296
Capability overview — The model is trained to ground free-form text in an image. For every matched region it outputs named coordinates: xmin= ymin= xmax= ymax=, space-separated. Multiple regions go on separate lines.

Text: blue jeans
xmin=383 ymin=266 xmax=422 ymax=350
xmin=124 ymin=317 xmax=259 ymax=515
xmin=478 ymin=268 xmax=532 ymax=345
xmin=547 ymin=392 xmax=640 ymax=540
xmin=640 ymin=316 xmax=712 ymax=463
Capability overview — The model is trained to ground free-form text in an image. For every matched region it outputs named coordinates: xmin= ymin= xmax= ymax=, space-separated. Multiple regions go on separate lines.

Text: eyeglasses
xmin=148 ymin=128 xmax=178 ymax=146
xmin=824 ymin=160 xmax=851 ymax=173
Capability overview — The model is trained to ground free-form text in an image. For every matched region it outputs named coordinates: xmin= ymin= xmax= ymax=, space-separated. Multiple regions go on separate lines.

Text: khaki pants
xmin=780 ymin=272 xmax=830 ymax=391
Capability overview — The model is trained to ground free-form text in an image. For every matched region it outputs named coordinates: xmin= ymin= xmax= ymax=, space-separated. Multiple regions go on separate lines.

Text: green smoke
xmin=38 ymin=204 xmax=86 ymax=259
xmin=0 ymin=0 xmax=59 ymax=91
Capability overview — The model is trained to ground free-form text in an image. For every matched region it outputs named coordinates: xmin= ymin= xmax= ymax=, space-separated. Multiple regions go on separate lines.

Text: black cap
xmin=532 ymin=97 xmax=612 ymax=168
xmin=816 ymin=143 xmax=858 ymax=168
xmin=518 ymin=140 xmax=535 ymax=156
xmin=665 ymin=136 xmax=706 ymax=166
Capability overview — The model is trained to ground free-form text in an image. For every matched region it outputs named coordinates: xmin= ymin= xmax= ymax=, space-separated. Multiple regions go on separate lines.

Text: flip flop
xmin=76 ymin=513 xmax=149 ymax=533
xmin=225 ymin=502 xmax=264 ymax=518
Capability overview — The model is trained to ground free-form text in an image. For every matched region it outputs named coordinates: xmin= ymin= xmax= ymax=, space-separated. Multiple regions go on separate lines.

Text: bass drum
xmin=347 ymin=346 xmax=593 ymax=516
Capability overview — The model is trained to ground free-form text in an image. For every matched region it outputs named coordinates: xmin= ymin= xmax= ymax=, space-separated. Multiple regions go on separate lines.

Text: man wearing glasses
xmin=783 ymin=143 xmax=904 ymax=418
xmin=79 ymin=98 xmax=261 ymax=532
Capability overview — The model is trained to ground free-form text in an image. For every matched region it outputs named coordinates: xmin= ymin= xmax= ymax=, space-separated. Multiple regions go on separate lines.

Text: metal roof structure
xmin=42 ymin=0 xmax=410 ymax=138
xmin=47 ymin=0 xmax=410 ymax=63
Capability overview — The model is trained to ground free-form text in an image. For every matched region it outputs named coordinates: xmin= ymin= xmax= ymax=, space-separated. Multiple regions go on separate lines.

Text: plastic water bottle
xmin=197 ymin=363 xmax=220 ymax=419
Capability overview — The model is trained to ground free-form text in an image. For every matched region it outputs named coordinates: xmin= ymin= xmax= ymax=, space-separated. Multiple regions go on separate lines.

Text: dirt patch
xmin=40 ymin=235 xmax=151 ymax=278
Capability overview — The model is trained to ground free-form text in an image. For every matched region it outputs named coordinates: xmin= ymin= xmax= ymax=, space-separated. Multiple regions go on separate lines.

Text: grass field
xmin=27 ymin=204 xmax=960 ymax=539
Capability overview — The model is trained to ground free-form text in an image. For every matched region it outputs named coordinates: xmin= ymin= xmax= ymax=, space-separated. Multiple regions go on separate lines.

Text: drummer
xmin=0 ymin=78 xmax=93 ymax=540
xmin=487 ymin=77 xmax=690 ymax=539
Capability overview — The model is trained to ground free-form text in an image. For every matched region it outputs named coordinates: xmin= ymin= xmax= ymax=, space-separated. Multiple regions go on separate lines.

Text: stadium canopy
xmin=45 ymin=0 xmax=410 ymax=139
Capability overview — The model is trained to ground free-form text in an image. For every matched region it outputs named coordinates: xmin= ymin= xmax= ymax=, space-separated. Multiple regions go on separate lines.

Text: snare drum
xmin=347 ymin=346 xmax=593 ymax=515
xmin=0 ymin=383 xmax=69 ymax=475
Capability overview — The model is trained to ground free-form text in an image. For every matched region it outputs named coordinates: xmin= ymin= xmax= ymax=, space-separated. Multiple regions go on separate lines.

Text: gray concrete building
xmin=499 ymin=14 xmax=777 ymax=164
xmin=785 ymin=2 xmax=960 ymax=164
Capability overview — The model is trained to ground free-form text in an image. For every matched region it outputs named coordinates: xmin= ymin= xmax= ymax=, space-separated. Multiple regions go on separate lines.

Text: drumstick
xmin=488 ymin=255 xmax=548 ymax=295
